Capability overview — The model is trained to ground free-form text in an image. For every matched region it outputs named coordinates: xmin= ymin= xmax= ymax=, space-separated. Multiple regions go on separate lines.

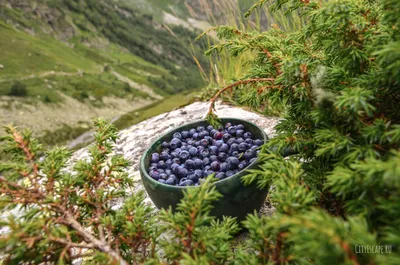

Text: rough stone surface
xmin=70 ymin=101 xmax=279 ymax=214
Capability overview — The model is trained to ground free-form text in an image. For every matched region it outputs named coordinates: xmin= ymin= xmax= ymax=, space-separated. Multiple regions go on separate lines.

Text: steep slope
xmin=0 ymin=0 xmax=209 ymax=145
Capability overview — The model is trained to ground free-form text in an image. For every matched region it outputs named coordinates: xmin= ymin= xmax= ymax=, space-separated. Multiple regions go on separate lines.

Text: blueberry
xmin=200 ymin=138 xmax=209 ymax=147
xmin=173 ymin=132 xmax=182 ymax=140
xmin=225 ymin=122 xmax=232 ymax=129
xmin=150 ymin=170 xmax=160 ymax=180
xmin=150 ymin=163 xmax=157 ymax=168
xmin=227 ymin=126 xmax=236 ymax=135
xmin=230 ymin=143 xmax=239 ymax=152
xmin=151 ymin=153 xmax=160 ymax=163
xmin=236 ymin=130 xmax=244 ymax=137
xmin=227 ymin=138 xmax=237 ymax=146
xmin=243 ymin=132 xmax=253 ymax=139
xmin=204 ymin=136 xmax=213 ymax=143
xmin=254 ymin=139 xmax=264 ymax=146
xmin=218 ymin=152 xmax=229 ymax=162
xmin=214 ymin=132 xmax=224 ymax=140
xmin=170 ymin=138 xmax=182 ymax=149
xmin=227 ymin=157 xmax=240 ymax=169
xmin=194 ymin=158 xmax=204 ymax=169
xmin=185 ymin=159 xmax=195 ymax=169
xmin=165 ymin=169 xmax=172 ymax=176
xmin=209 ymin=155 xmax=218 ymax=162
xmin=238 ymin=163 xmax=246 ymax=170
xmin=203 ymin=170 xmax=215 ymax=177
xmin=220 ymin=162 xmax=228 ymax=172
xmin=237 ymin=124 xmax=244 ymax=130
xmin=245 ymin=138 xmax=253 ymax=145
xmin=187 ymin=140 xmax=194 ymax=146
xmin=179 ymin=178 xmax=188 ymax=185
xmin=226 ymin=170 xmax=235 ymax=177
xmin=250 ymin=157 xmax=257 ymax=164
xmin=207 ymin=125 xmax=214 ymax=131
xmin=181 ymin=131 xmax=190 ymax=139
xmin=197 ymin=146 xmax=205 ymax=152
xmin=215 ymin=140 xmax=224 ymax=148
xmin=244 ymin=150 xmax=256 ymax=161
xmin=159 ymin=173 xmax=168 ymax=180
xmin=220 ymin=144 xmax=229 ymax=153
xmin=189 ymin=128 xmax=196 ymax=136
xmin=210 ymin=129 xmax=218 ymax=136
xmin=158 ymin=179 xmax=166 ymax=184
xmin=160 ymin=151 xmax=170 ymax=161
xmin=180 ymin=179 xmax=194 ymax=186
xmin=158 ymin=169 xmax=165 ymax=173
xmin=251 ymin=145 xmax=258 ymax=150
xmin=223 ymin=133 xmax=232 ymax=143
xmin=157 ymin=161 xmax=167 ymax=169
xmin=211 ymin=161 xmax=220 ymax=171
xmin=200 ymin=130 xmax=209 ymax=138
xmin=179 ymin=150 xmax=190 ymax=160
xmin=200 ymin=149 xmax=210 ymax=158
xmin=189 ymin=147 xmax=198 ymax=157
xmin=236 ymin=138 xmax=245 ymax=144
xmin=231 ymin=151 xmax=240 ymax=158
xmin=192 ymin=133 xmax=200 ymax=140
xmin=197 ymin=126 xmax=205 ymax=132
xmin=215 ymin=172 xmax=226 ymax=180
xmin=162 ymin=141 xmax=170 ymax=149
xmin=166 ymin=178 xmax=176 ymax=185
xmin=194 ymin=169 xmax=203 ymax=178
xmin=203 ymin=157 xmax=210 ymax=166
xmin=177 ymin=167 xmax=188 ymax=178
xmin=180 ymin=146 xmax=188 ymax=151
xmin=188 ymin=174 xmax=198 ymax=182
xmin=238 ymin=143 xmax=249 ymax=152
xmin=209 ymin=145 xmax=218 ymax=155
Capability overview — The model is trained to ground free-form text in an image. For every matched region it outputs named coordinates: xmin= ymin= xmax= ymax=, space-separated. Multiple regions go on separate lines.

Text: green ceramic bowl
xmin=140 ymin=118 xmax=269 ymax=221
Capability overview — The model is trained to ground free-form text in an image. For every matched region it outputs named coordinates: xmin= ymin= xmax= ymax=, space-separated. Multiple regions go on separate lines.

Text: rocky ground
xmin=70 ymin=101 xmax=280 ymax=215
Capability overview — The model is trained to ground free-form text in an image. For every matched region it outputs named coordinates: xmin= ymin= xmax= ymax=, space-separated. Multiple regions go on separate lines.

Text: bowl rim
xmin=139 ymin=117 xmax=268 ymax=189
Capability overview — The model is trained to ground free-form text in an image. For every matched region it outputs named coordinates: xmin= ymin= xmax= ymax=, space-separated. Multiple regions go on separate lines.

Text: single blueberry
xmin=203 ymin=170 xmax=215 ymax=177
xmin=226 ymin=170 xmax=235 ymax=177
xmin=179 ymin=150 xmax=190 ymax=160
xmin=244 ymin=150 xmax=257 ymax=161
xmin=150 ymin=170 xmax=160 ymax=180
xmin=181 ymin=131 xmax=190 ymax=139
xmin=254 ymin=139 xmax=264 ymax=146
xmin=214 ymin=131 xmax=224 ymax=140
xmin=209 ymin=155 xmax=218 ymax=162
xmin=165 ymin=169 xmax=172 ymax=176
xmin=200 ymin=130 xmax=209 ymax=138
xmin=218 ymin=152 xmax=229 ymax=162
xmin=227 ymin=157 xmax=240 ymax=169
xmin=236 ymin=138 xmax=245 ymax=144
xmin=207 ymin=125 xmax=214 ymax=131
xmin=173 ymin=132 xmax=182 ymax=140
xmin=251 ymin=145 xmax=258 ymax=151
xmin=243 ymin=132 xmax=253 ymax=139
xmin=227 ymin=138 xmax=237 ymax=146
xmin=189 ymin=147 xmax=198 ymax=157
xmin=188 ymin=174 xmax=198 ymax=182
xmin=194 ymin=169 xmax=203 ymax=178
xmin=210 ymin=129 xmax=218 ymax=136
xmin=236 ymin=124 xmax=244 ymax=130
xmin=158 ymin=179 xmax=166 ymax=184
xmin=230 ymin=143 xmax=239 ymax=152
xmin=236 ymin=129 xmax=244 ymax=137
xmin=231 ymin=151 xmax=240 ymax=158
xmin=171 ymin=163 xmax=180 ymax=173
xmin=238 ymin=163 xmax=246 ymax=170
xmin=180 ymin=146 xmax=188 ymax=151
xmin=220 ymin=143 xmax=229 ymax=153
xmin=215 ymin=140 xmax=224 ymax=148
xmin=166 ymin=178 xmax=176 ymax=185
xmin=177 ymin=167 xmax=188 ymax=178
xmin=203 ymin=157 xmax=210 ymax=166
xmin=222 ymin=133 xmax=232 ymax=143
xmin=187 ymin=139 xmax=194 ymax=146
xmin=172 ymin=158 xmax=181 ymax=164
xmin=238 ymin=143 xmax=249 ymax=152
xmin=197 ymin=126 xmax=205 ymax=132
xmin=200 ymin=149 xmax=210 ymax=158
xmin=215 ymin=172 xmax=226 ymax=180
xmin=159 ymin=173 xmax=168 ymax=180
xmin=185 ymin=159 xmax=195 ymax=169
xmin=220 ymin=162 xmax=228 ymax=172
xmin=151 ymin=153 xmax=160 ymax=163
xmin=192 ymin=133 xmax=200 ymax=140
xmin=245 ymin=138 xmax=253 ymax=145
xmin=204 ymin=136 xmax=213 ymax=143
xmin=227 ymin=126 xmax=236 ymax=135
xmin=194 ymin=158 xmax=204 ymax=169
xmin=170 ymin=138 xmax=182 ymax=149
xmin=200 ymin=138 xmax=209 ymax=147
xmin=209 ymin=145 xmax=218 ymax=155
xmin=157 ymin=161 xmax=167 ymax=169
xmin=158 ymin=169 xmax=165 ymax=173
xmin=225 ymin=122 xmax=232 ymax=129
xmin=210 ymin=161 xmax=220 ymax=171
xmin=162 ymin=141 xmax=170 ymax=149
xmin=189 ymin=128 xmax=196 ymax=136
xmin=180 ymin=179 xmax=194 ymax=186
xmin=160 ymin=151 xmax=170 ymax=161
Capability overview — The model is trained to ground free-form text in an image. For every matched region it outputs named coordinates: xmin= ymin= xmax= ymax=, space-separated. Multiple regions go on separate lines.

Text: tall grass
xmin=186 ymin=0 xmax=304 ymax=97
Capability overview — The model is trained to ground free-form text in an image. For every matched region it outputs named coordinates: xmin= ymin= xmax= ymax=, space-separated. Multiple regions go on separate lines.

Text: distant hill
xmin=0 ymin=0 xmax=211 ymax=144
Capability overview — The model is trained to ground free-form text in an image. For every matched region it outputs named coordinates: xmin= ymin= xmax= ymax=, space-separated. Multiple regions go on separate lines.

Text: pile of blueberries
xmin=147 ymin=123 xmax=264 ymax=186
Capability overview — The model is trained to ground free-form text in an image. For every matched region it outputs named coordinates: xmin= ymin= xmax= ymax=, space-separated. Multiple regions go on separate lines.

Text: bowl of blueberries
xmin=140 ymin=118 xmax=269 ymax=221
